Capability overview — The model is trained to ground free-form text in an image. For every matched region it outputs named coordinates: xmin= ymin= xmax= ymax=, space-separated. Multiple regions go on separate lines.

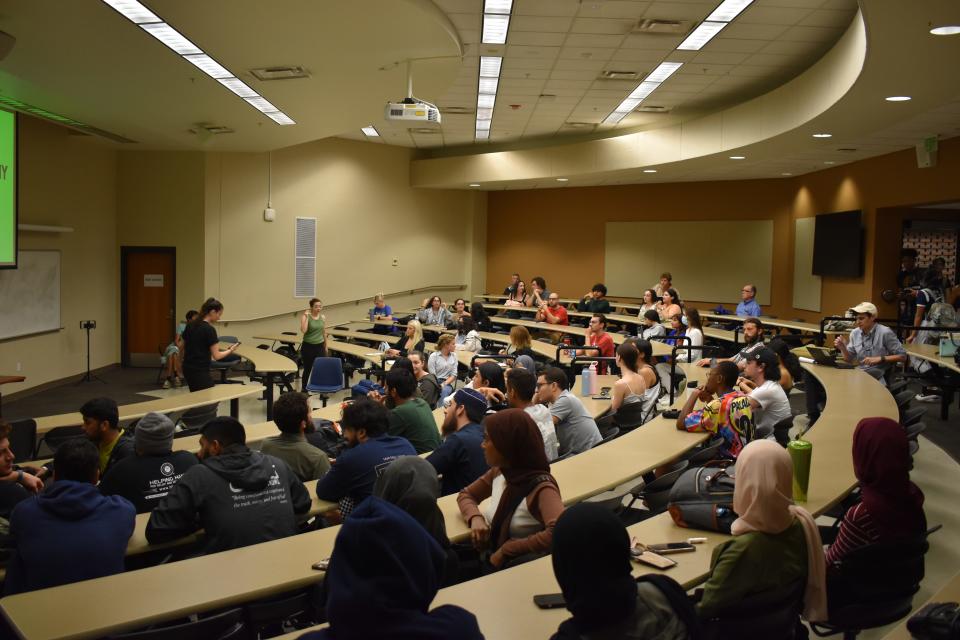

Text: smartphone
xmin=311 ymin=558 xmax=330 ymax=571
xmin=533 ymin=593 xmax=567 ymax=609
xmin=647 ymin=542 xmax=696 ymax=554
xmin=630 ymin=548 xmax=677 ymax=569
xmin=662 ymin=409 xmax=680 ymax=419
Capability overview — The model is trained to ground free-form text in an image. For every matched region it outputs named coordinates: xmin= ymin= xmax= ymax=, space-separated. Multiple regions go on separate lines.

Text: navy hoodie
xmin=4 ymin=480 xmax=135 ymax=595
xmin=146 ymin=444 xmax=310 ymax=554
xmin=300 ymin=497 xmax=484 ymax=640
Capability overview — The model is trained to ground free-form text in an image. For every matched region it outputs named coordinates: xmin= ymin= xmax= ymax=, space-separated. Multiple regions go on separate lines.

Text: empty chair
xmin=904 ymin=421 xmax=926 ymax=441
xmin=37 ymin=426 xmax=84 ymax=458
xmin=901 ymin=406 xmax=926 ymax=428
xmin=887 ymin=379 xmax=909 ymax=397
xmin=893 ymin=390 xmax=914 ymax=412
xmin=6 ymin=418 xmax=37 ymax=461
xmin=305 ymin=357 xmax=345 ymax=407
xmin=108 ymin=608 xmax=245 ymax=640
xmin=625 ymin=459 xmax=689 ymax=515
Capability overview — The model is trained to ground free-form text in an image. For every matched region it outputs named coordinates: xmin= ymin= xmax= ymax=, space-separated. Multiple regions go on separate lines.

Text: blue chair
xmin=305 ymin=357 xmax=344 ymax=407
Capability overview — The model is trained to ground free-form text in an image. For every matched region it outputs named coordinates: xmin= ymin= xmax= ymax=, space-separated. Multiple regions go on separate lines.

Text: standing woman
xmin=181 ymin=298 xmax=240 ymax=392
xmin=300 ymin=297 xmax=327 ymax=390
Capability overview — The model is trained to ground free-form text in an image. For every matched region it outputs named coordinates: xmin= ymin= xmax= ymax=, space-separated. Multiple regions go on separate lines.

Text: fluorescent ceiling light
xmin=265 ymin=112 xmax=296 ymax=126
xmin=677 ymin=21 xmax=726 ymax=51
xmin=469 ymin=183 xmax=481 ymax=187
xmin=706 ymin=0 xmax=754 ymax=23
xmin=643 ymin=169 xmax=657 ymax=173
xmin=729 ymin=155 xmax=745 ymax=159
xmin=629 ymin=81 xmax=660 ymax=101
xmin=244 ymin=96 xmax=280 ymax=113
xmin=475 ymin=119 xmax=492 ymax=131
xmin=217 ymin=78 xmax=259 ymax=98
xmin=556 ymin=178 xmax=569 ymax=182
xmin=475 ymin=129 xmax=490 ymax=140
xmin=479 ymin=56 xmax=503 ymax=78
xmin=361 ymin=126 xmax=379 ymax=137
xmin=476 ymin=107 xmax=494 ymax=120
xmin=482 ymin=14 xmax=510 ymax=44
xmin=484 ymin=0 xmax=513 ymax=15
xmin=812 ymin=133 xmax=832 ymax=138
xmin=645 ymin=62 xmax=683 ymax=84
xmin=478 ymin=77 xmax=499 ymax=94
xmin=930 ymin=25 xmax=960 ymax=35
xmin=139 ymin=22 xmax=202 ymax=55
xmin=615 ymin=97 xmax=643 ymax=112
xmin=102 ymin=0 xmax=161 ymax=24
xmin=885 ymin=96 xmax=911 ymax=101
xmin=603 ymin=110 xmax=631 ymax=125
xmin=781 ymin=172 xmax=793 ymax=176
xmin=183 ymin=54 xmax=233 ymax=79
xmin=477 ymin=94 xmax=496 ymax=109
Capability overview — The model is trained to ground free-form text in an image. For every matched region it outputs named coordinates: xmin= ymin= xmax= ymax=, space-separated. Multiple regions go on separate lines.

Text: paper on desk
xmin=798 ymin=357 xmax=814 ymax=364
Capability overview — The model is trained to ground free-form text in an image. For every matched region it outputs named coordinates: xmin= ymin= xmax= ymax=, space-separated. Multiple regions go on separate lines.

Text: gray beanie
xmin=135 ymin=412 xmax=175 ymax=455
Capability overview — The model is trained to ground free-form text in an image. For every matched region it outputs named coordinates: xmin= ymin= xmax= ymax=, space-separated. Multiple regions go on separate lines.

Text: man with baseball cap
xmin=805 ymin=301 xmax=907 ymax=426
xmin=737 ymin=348 xmax=791 ymax=441
xmin=98 ymin=412 xmax=198 ymax=513
xmin=426 ymin=389 xmax=489 ymax=496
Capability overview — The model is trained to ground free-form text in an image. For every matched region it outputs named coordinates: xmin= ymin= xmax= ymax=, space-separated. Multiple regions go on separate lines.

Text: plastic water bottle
xmin=581 ymin=365 xmax=591 ymax=396
xmin=589 ymin=362 xmax=599 ymax=395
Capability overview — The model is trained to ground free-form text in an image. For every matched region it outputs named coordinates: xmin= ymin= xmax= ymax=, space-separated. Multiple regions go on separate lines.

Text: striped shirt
xmin=825 ymin=502 xmax=880 ymax=566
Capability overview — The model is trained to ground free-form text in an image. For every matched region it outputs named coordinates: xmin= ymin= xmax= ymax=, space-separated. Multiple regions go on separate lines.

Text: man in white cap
xmin=98 ymin=412 xmax=198 ymax=513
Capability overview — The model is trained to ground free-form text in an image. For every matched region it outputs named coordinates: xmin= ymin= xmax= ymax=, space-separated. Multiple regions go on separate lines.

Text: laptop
xmin=807 ymin=346 xmax=856 ymax=369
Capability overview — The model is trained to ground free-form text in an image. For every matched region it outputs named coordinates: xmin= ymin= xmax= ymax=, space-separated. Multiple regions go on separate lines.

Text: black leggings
xmin=301 ymin=341 xmax=328 ymax=389
xmin=184 ymin=367 xmax=214 ymax=392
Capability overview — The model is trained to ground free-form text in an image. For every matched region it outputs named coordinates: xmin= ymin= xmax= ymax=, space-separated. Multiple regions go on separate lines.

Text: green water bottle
xmin=787 ymin=438 xmax=812 ymax=503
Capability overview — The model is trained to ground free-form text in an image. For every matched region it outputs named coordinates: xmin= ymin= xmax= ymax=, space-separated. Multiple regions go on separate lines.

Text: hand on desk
xmin=861 ymin=356 xmax=883 ymax=366
xmin=695 ymin=358 xmax=711 ymax=367
xmin=470 ymin=515 xmax=490 ymax=549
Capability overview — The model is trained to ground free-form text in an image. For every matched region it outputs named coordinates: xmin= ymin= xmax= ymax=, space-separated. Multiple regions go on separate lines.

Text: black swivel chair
xmin=108 ymin=608 xmax=246 ymax=640
xmin=702 ymin=578 xmax=806 ymax=640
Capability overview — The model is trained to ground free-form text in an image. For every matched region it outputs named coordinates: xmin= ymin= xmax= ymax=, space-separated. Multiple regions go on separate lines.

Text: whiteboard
xmin=605 ymin=221 xmax=773 ymax=304
xmin=0 ymin=251 xmax=61 ymax=340
xmin=793 ymin=217 xmax=822 ymax=311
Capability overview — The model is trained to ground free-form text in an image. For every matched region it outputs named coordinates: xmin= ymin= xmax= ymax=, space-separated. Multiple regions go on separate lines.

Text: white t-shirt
xmin=749 ymin=379 xmax=792 ymax=435
xmin=480 ymin=473 xmax=543 ymax=539
xmin=525 ymin=404 xmax=559 ymax=461
xmin=677 ymin=328 xmax=703 ymax=362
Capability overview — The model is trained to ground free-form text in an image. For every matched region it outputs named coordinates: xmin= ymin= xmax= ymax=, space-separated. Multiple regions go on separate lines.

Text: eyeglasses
xmin=536 ymin=382 xmax=547 ymax=388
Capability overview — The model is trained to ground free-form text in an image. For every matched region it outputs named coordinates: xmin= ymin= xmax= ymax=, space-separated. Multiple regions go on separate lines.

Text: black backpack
xmin=306 ymin=419 xmax=347 ymax=459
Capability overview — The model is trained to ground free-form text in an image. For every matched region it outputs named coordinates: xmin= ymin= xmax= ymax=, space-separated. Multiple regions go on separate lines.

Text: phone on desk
xmin=591 ymin=386 xmax=612 ymax=400
xmin=533 ymin=593 xmax=567 ymax=609
xmin=630 ymin=546 xmax=677 ymax=569
xmin=647 ymin=542 xmax=696 ymax=554
xmin=662 ymin=409 xmax=681 ymax=419
xmin=311 ymin=558 xmax=330 ymax=571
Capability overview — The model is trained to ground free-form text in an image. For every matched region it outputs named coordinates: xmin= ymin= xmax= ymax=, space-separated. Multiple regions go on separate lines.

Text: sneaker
xmin=162 ymin=379 xmax=171 ymax=389
xmin=915 ymin=393 xmax=940 ymax=403
xmin=173 ymin=377 xmax=182 ymax=388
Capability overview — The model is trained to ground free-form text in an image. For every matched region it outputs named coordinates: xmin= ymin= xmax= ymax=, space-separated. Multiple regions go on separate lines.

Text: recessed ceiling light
xmin=885 ymin=96 xmax=912 ymax=102
xmin=478 ymin=77 xmax=499 ymax=94
xmin=469 ymin=183 xmax=481 ymax=187
xmin=477 ymin=94 xmax=496 ymax=109
xmin=479 ymin=56 xmax=503 ymax=78
xmin=812 ymin=133 xmax=832 ymax=138
xmin=824 ymin=161 xmax=835 ymax=165
xmin=781 ymin=172 xmax=792 ymax=176
xmin=484 ymin=0 xmax=513 ymax=14
xmin=677 ymin=21 xmax=726 ymax=51
xmin=643 ymin=169 xmax=657 ymax=173
xmin=245 ymin=96 xmax=280 ymax=113
xmin=265 ymin=112 xmax=296 ymax=126
xmin=645 ymin=62 xmax=683 ymax=83
xmin=482 ymin=13 xmax=510 ymax=44
xmin=729 ymin=155 xmax=745 ymax=160
xmin=475 ymin=129 xmax=490 ymax=140
xmin=930 ymin=25 xmax=960 ymax=35
xmin=361 ymin=126 xmax=379 ymax=137
xmin=556 ymin=177 xmax=569 ymax=182
xmin=706 ymin=0 xmax=754 ymax=22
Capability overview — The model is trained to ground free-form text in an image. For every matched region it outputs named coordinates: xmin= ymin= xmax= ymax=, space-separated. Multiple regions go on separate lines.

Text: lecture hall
xmin=0 ymin=0 xmax=959 ymax=638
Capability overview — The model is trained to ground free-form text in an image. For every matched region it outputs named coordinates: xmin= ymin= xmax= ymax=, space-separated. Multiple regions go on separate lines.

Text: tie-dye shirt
xmin=682 ymin=390 xmax=754 ymax=458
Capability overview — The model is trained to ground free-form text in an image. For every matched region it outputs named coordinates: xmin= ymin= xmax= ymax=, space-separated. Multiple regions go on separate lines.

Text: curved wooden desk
xmin=230 ymin=344 xmax=297 ymax=421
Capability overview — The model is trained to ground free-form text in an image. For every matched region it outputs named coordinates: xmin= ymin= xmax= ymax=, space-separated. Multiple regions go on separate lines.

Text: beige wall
xmin=116 ymin=150 xmax=206 ymax=320
xmin=1 ymin=117 xmax=118 ymax=395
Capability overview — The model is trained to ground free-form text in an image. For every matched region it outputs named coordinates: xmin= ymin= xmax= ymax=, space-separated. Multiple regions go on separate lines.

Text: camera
xmin=80 ymin=320 xmax=97 ymax=330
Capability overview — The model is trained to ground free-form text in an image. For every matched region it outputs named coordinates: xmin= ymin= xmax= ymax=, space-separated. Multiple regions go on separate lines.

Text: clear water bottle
xmin=581 ymin=365 xmax=591 ymax=396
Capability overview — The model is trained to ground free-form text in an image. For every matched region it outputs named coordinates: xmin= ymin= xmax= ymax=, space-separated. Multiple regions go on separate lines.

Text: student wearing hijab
xmin=373 ymin=457 xmax=459 ymax=586
xmin=825 ymin=417 xmax=925 ymax=566
xmin=299 ymin=497 xmax=483 ymax=640
xmin=457 ymin=409 xmax=564 ymax=570
xmin=550 ymin=502 xmax=694 ymax=640
xmin=698 ymin=440 xmax=827 ymax=624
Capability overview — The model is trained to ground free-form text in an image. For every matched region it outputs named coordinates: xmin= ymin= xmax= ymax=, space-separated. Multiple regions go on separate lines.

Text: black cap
xmin=746 ymin=347 xmax=779 ymax=371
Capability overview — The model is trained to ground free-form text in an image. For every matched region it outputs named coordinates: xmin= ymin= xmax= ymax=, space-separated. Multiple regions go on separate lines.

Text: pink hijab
xmin=731 ymin=440 xmax=828 ymax=622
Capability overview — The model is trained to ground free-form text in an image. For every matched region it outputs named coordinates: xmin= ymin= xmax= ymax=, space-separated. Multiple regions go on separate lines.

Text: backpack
xmin=306 ymin=419 xmax=347 ymax=459
xmin=667 ymin=461 xmax=737 ymax=534
xmin=926 ymin=301 xmax=957 ymax=335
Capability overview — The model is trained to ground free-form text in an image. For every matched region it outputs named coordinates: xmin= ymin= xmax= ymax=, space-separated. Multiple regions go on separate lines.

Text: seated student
xmin=825 ymin=418 xmax=926 ymax=568
xmin=409 ymin=351 xmax=441 ymax=409
xmin=907 ymin=269 xmax=946 ymax=344
xmin=4 ymin=439 xmax=135 ymax=595
xmin=503 ymin=280 xmax=528 ymax=315
xmin=654 ymin=272 xmax=678 ymax=300
xmin=529 ymin=277 xmax=551 ymax=307
xmin=636 ymin=289 xmax=660 ymax=319
xmin=373 ymin=457 xmax=460 ymax=587
xmin=386 ymin=368 xmax=441 ymax=454
xmin=418 ymin=295 xmax=452 ymax=328
xmin=446 ymin=361 xmax=507 ymax=410
xmin=315 ymin=399 xmax=416 ymax=518
xmin=146 ymin=417 xmax=310 ymax=554
xmin=454 ymin=316 xmax=482 ymax=352
xmin=639 ymin=309 xmax=666 ymax=340
xmin=698 ymin=440 xmax=827 ymax=624
xmin=300 ymin=496 xmax=483 ymax=640
xmin=428 ymin=334 xmax=459 ymax=405
xmin=656 ymin=313 xmax=687 ymax=392
xmin=627 ymin=338 xmax=662 ymax=421
xmin=369 ymin=293 xmax=394 ymax=335
xmin=767 ymin=338 xmax=803 ymax=393
xmin=99 ymin=412 xmax=199 ymax=513
xmin=737 ymin=284 xmax=762 ymax=317
xmin=582 ymin=314 xmax=615 ymax=374
xmin=500 ymin=325 xmax=536 ymax=362
xmin=610 ymin=342 xmax=649 ymax=415
xmin=258 ymin=392 xmax=331 ymax=482
xmin=471 ymin=301 xmax=494 ymax=333
xmin=677 ymin=362 xmax=754 ymax=458
xmin=80 ymin=397 xmax=135 ymax=477
xmin=550 ymin=503 xmax=695 ymax=640
xmin=678 ymin=308 xmax=704 ymax=363
xmin=458 ymin=409 xmax=564 ymax=570
xmin=656 ymin=288 xmax=682 ymax=322
xmin=448 ymin=297 xmax=471 ymax=328
xmin=0 ymin=422 xmax=44 ymax=524
xmin=696 ymin=317 xmax=765 ymax=369
xmin=384 ymin=319 xmax=425 ymax=358
xmin=736 ymin=348 xmax=791 ymax=440
xmin=536 ymin=292 xmax=570 ymax=328
xmin=506 ymin=368 xmax=559 ymax=461
xmin=535 ymin=367 xmax=602 ymax=455
xmin=578 ymin=283 xmax=612 ymax=314
xmin=503 ymin=272 xmax=521 ymax=296
xmin=426 ymin=389 xmax=489 ymax=496
xmin=160 ymin=309 xmax=195 ymax=388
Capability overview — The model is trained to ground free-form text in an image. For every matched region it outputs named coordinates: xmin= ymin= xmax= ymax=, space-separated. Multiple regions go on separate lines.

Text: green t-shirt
xmin=388 ymin=398 xmax=441 ymax=454
xmin=304 ymin=315 xmax=325 ymax=344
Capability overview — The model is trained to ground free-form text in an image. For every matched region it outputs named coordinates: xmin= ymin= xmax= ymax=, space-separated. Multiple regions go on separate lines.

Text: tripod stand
xmin=76 ymin=320 xmax=106 ymax=384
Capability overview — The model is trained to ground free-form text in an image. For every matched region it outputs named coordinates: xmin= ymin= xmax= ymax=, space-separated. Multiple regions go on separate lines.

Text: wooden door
xmin=122 ymin=248 xmax=175 ymax=367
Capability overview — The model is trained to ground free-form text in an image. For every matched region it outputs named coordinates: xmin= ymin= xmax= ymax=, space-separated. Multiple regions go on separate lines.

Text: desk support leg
xmin=230 ymin=397 xmax=239 ymax=418
xmin=265 ymin=376 xmax=276 ymax=421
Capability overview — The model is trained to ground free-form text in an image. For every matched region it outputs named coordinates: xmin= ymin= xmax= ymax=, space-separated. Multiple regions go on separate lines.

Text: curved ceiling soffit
xmin=410 ymin=10 xmax=867 ymax=188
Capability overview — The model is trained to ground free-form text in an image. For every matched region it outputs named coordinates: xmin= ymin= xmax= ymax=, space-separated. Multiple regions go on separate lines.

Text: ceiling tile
xmin=549 ymin=68 xmax=602 ymax=80
xmin=644 ymin=1 xmax=714 ymax=21
xmin=739 ymin=6 xmax=813 ymax=25
xmin=798 ymin=8 xmax=857 ymax=27
xmin=722 ymin=22 xmax=791 ymax=40
xmin=499 ymin=78 xmax=548 ymax=91
xmin=752 ymin=0 xmax=825 ymax=7
xmin=505 ymin=44 xmax=562 ymax=59
xmin=543 ymin=79 xmax=594 ymax=90
xmin=432 ymin=0 xmax=479 ymax=13
xmin=579 ymin=1 xmax=652 ymax=19
xmin=509 ymin=31 xmax=567 ymax=46
xmin=565 ymin=33 xmax=627 ymax=47
xmin=727 ymin=65 xmax=782 ymax=77
xmin=552 ymin=58 xmax=610 ymax=70
xmin=744 ymin=51 xmax=805 ymax=67
xmin=508 ymin=57 xmax=560 ymax=70
xmin=513 ymin=0 xmax=581 ymax=16
xmin=559 ymin=46 xmax=617 ymax=60
xmin=760 ymin=38 xmax=825 ymax=56
xmin=500 ymin=67 xmax=551 ymax=79
xmin=621 ymin=33 xmax=684 ymax=49
xmin=819 ymin=0 xmax=859 ymax=10
xmin=778 ymin=24 xmax=844 ymax=42
xmin=571 ymin=17 xmax=636 ymax=35
xmin=707 ymin=37 xmax=769 ymax=53
xmin=509 ymin=15 xmax=575 ymax=33
xmin=692 ymin=50 xmax=751 ymax=65
xmin=609 ymin=49 xmax=671 ymax=63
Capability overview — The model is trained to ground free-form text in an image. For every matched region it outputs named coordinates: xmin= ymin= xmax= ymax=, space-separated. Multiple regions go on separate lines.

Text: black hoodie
xmin=146 ymin=444 xmax=310 ymax=554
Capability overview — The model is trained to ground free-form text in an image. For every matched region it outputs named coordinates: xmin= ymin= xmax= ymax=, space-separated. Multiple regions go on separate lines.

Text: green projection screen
xmin=0 ymin=109 xmax=15 ymax=268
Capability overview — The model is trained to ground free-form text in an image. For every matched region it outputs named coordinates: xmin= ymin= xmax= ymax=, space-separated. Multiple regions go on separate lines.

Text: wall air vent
xmin=631 ymin=19 xmax=691 ymax=35
xmin=250 ymin=66 xmax=310 ymax=81
xmin=409 ymin=127 xmax=441 ymax=134
xmin=600 ymin=70 xmax=640 ymax=80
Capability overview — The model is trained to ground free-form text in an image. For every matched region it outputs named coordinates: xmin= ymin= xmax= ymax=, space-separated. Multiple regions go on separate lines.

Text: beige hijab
xmin=731 ymin=440 xmax=828 ymax=622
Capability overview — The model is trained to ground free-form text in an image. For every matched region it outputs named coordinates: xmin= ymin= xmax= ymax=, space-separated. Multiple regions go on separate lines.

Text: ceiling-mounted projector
xmin=385 ymin=98 xmax=441 ymax=124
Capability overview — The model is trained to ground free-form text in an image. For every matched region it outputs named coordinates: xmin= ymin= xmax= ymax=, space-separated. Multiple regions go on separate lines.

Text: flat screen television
xmin=812 ymin=210 xmax=863 ymax=277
